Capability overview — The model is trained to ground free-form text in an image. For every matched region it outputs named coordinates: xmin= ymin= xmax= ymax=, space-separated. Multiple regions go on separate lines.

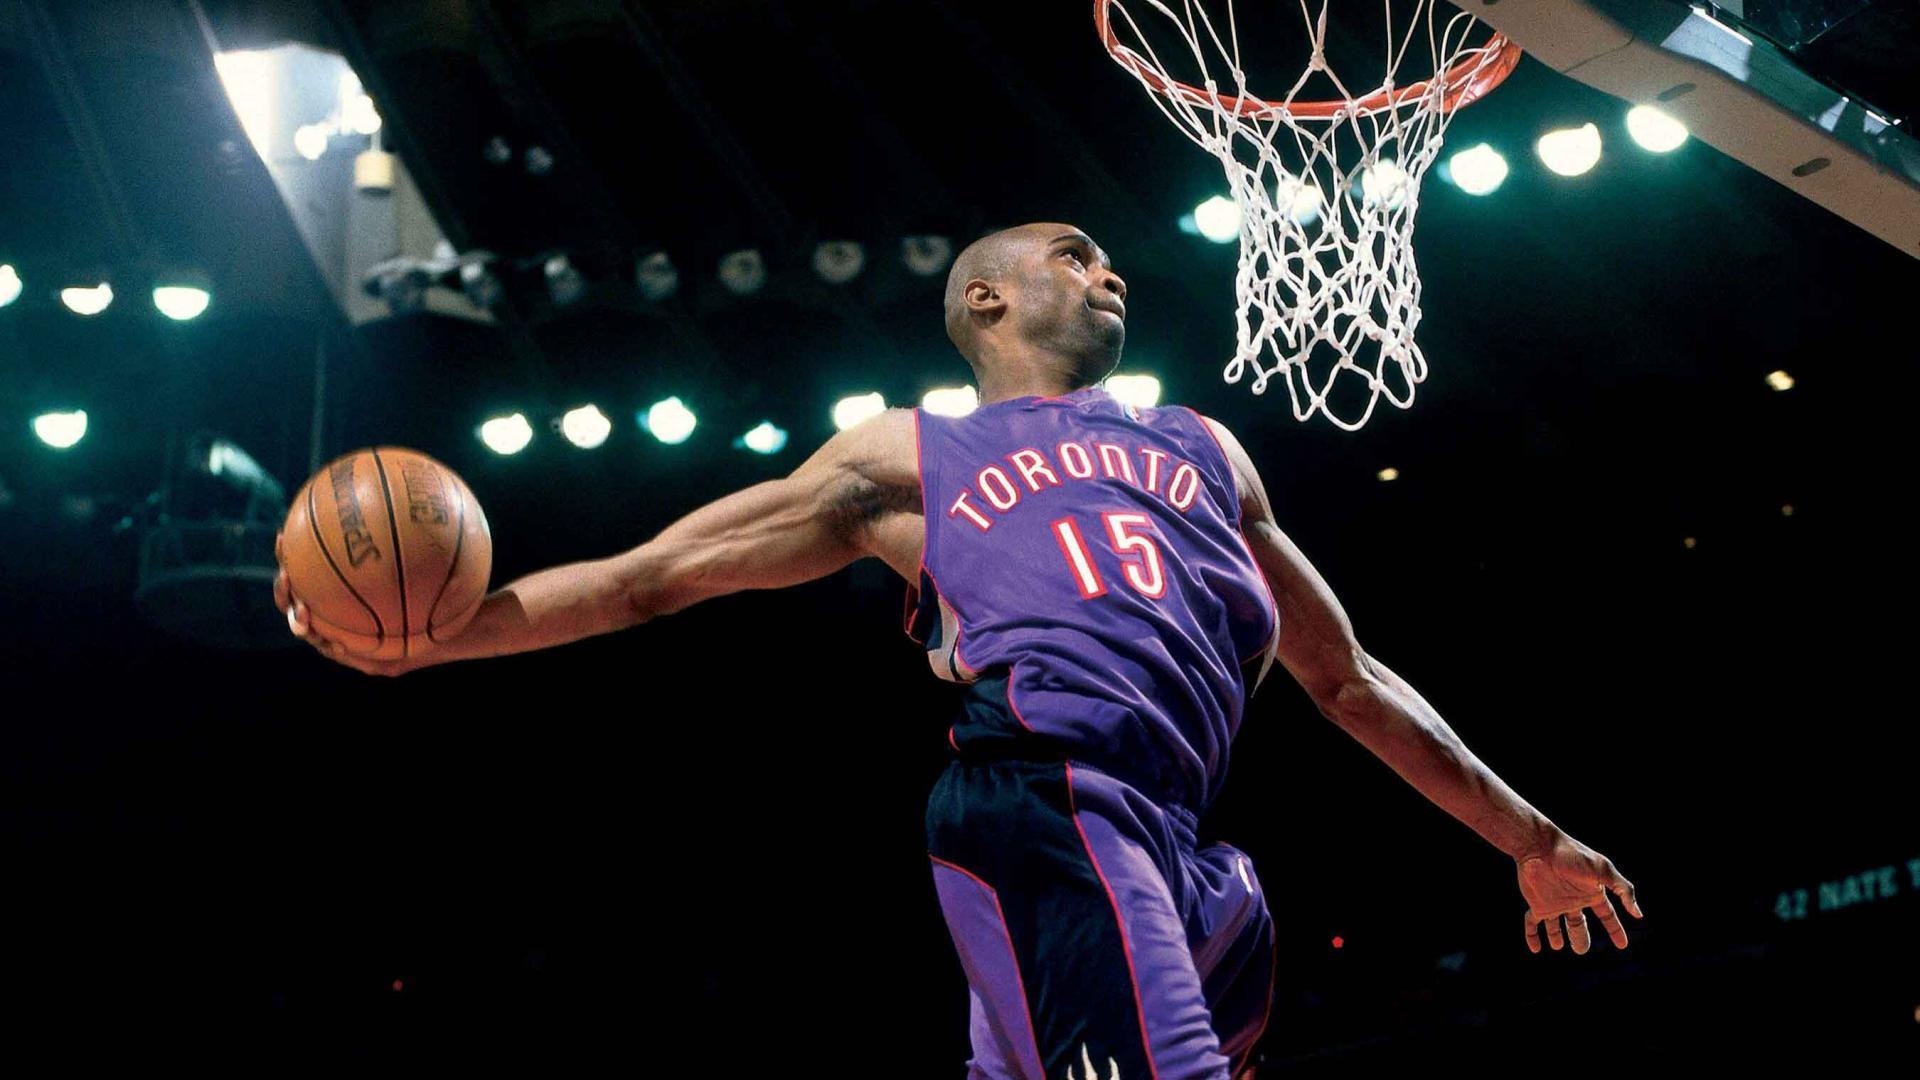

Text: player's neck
xmin=974 ymin=356 xmax=1089 ymax=406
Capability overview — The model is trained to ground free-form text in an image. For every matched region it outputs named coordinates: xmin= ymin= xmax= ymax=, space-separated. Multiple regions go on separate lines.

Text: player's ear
xmin=964 ymin=278 xmax=1005 ymax=320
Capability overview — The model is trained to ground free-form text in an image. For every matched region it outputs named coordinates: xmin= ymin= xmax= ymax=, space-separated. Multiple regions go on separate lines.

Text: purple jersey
xmin=905 ymin=384 xmax=1279 ymax=813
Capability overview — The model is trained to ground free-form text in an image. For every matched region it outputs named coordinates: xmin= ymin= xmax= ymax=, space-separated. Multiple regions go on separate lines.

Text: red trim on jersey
xmin=947 ymin=725 xmax=960 ymax=754
xmin=1065 ymin=763 xmax=1165 ymax=1080
xmin=1235 ymin=521 xmax=1281 ymax=668
xmin=1178 ymin=406 xmax=1242 ymax=528
xmin=1234 ymin=925 xmax=1277 ymax=1079
xmin=919 ymin=561 xmax=983 ymax=683
xmin=906 ymin=407 xmax=927 ymax=639
xmin=927 ymin=853 xmax=1048 ymax=1075
xmin=1182 ymin=408 xmax=1282 ymax=666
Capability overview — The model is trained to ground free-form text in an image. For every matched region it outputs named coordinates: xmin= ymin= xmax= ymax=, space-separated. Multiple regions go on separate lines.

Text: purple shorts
xmin=926 ymin=758 xmax=1275 ymax=1080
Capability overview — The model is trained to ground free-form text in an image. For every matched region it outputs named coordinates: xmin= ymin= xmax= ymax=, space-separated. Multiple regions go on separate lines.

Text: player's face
xmin=1015 ymin=228 xmax=1128 ymax=384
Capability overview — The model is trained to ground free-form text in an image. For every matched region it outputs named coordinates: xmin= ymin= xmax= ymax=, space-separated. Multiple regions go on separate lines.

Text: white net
xmin=1099 ymin=1 xmax=1518 ymax=430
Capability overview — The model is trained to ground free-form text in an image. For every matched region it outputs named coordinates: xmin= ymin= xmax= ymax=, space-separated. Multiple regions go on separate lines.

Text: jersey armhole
xmin=1178 ymin=405 xmax=1247 ymax=531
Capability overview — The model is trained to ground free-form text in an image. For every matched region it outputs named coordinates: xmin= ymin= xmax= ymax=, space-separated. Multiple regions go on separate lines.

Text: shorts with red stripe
xmin=926 ymin=758 xmax=1275 ymax=1080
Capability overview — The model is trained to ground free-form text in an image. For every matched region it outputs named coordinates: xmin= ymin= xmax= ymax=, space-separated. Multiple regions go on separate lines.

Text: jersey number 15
xmin=1051 ymin=512 xmax=1166 ymax=600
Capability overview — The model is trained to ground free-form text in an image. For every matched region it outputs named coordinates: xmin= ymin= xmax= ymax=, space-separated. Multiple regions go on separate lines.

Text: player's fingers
xmin=1524 ymin=912 xmax=1540 ymax=954
xmin=273 ymin=568 xmax=290 ymax=614
xmin=1612 ymin=877 xmax=1642 ymax=919
xmin=1565 ymin=910 xmax=1591 ymax=955
xmin=290 ymin=598 xmax=311 ymax=636
xmin=1592 ymin=894 xmax=1629 ymax=949
xmin=1544 ymin=914 xmax=1566 ymax=951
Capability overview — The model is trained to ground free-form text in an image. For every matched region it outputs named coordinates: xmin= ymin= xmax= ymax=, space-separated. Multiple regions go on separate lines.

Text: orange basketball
xmin=278 ymin=447 xmax=492 ymax=660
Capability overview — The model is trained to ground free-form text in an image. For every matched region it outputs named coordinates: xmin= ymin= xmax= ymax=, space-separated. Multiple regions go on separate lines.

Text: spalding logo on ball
xmin=279 ymin=447 xmax=492 ymax=660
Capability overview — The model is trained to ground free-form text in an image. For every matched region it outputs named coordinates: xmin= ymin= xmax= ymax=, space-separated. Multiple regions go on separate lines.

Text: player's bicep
xmin=621 ymin=434 xmax=874 ymax=619
xmin=618 ymin=407 xmax=910 ymax=618
xmin=1244 ymin=516 xmax=1368 ymax=706
xmin=1203 ymin=416 xmax=1368 ymax=707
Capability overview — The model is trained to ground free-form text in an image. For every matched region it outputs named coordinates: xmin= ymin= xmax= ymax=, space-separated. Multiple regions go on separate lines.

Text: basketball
xmin=277 ymin=447 xmax=492 ymax=661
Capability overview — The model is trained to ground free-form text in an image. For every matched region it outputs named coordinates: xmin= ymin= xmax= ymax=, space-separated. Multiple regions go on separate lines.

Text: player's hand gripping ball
xmin=274 ymin=447 xmax=491 ymax=671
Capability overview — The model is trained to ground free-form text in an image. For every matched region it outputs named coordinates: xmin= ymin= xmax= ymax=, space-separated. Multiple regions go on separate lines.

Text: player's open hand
xmin=1516 ymin=831 xmax=1642 ymax=955
xmin=273 ymin=532 xmax=417 ymax=678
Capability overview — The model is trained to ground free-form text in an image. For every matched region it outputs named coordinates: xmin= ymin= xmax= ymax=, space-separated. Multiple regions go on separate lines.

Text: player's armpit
xmin=1199 ymin=414 xmax=1372 ymax=710
xmin=615 ymin=407 xmax=916 ymax=621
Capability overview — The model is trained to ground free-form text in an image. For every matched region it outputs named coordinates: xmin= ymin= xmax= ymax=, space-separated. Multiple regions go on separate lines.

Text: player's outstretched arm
xmin=278 ymin=408 xmax=915 ymax=675
xmin=614 ymin=406 xmax=915 ymax=621
xmin=1199 ymin=415 xmax=1642 ymax=953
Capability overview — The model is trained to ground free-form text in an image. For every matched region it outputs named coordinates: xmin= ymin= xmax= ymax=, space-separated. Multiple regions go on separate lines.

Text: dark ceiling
xmin=1 ymin=3 xmax=1918 ymax=1066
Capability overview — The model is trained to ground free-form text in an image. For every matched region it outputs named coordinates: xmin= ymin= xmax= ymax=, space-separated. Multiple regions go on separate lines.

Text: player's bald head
xmin=943 ymin=223 xmax=1062 ymax=365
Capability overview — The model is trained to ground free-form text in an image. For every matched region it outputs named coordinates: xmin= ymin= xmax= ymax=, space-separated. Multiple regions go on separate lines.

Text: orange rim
xmin=1095 ymin=0 xmax=1522 ymax=121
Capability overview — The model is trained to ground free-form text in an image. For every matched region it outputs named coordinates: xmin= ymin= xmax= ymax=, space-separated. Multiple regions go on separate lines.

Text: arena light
xmin=478 ymin=413 xmax=533 ymax=455
xmin=33 ymin=409 xmax=88 ymax=449
xmin=1192 ymin=196 xmax=1241 ymax=243
xmin=832 ymin=392 xmax=886 ymax=430
xmin=635 ymin=251 xmax=678 ymax=301
xmin=560 ymin=404 xmax=612 ymax=449
xmin=153 ymin=287 xmax=211 ymax=321
xmin=337 ymin=70 xmax=381 ymax=135
xmin=60 ymin=283 xmax=113 ymax=316
xmin=294 ymin=122 xmax=331 ymax=161
xmin=1359 ymin=159 xmax=1411 ymax=210
xmin=1446 ymin=143 xmax=1509 ymax=196
xmin=457 ymin=258 xmax=502 ymax=310
xmin=1275 ymin=176 xmax=1324 ymax=226
xmin=344 ymin=91 xmax=381 ymax=136
xmin=0 ymin=265 xmax=20 ymax=308
xmin=737 ymin=421 xmax=789 ymax=454
xmin=1103 ymin=373 xmax=1161 ymax=408
xmin=1766 ymin=370 xmax=1794 ymax=391
xmin=544 ymin=255 xmax=584 ymax=307
xmin=717 ymin=249 xmax=767 ymax=296
xmin=902 ymin=236 xmax=954 ymax=277
xmin=1626 ymin=105 xmax=1689 ymax=152
xmin=153 ymin=271 xmax=213 ymax=321
xmin=641 ymin=397 xmax=697 ymax=445
xmin=921 ymin=386 xmax=978 ymax=417
xmin=1537 ymin=123 xmax=1603 ymax=177
xmin=1377 ymin=466 xmax=1400 ymax=482
xmin=813 ymin=241 xmax=866 ymax=285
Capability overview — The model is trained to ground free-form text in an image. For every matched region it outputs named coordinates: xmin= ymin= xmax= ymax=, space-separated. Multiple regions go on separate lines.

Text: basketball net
xmin=1097 ymin=1 xmax=1519 ymax=430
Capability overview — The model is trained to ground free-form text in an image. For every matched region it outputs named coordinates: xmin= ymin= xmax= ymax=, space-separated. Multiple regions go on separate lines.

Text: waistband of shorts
xmin=946 ymin=752 xmax=1201 ymax=847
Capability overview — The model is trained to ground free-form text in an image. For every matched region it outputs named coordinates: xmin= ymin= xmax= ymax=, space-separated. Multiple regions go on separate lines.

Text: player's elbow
xmin=1313 ymin=649 xmax=1384 ymax=727
xmin=615 ymin=543 xmax=680 ymax=628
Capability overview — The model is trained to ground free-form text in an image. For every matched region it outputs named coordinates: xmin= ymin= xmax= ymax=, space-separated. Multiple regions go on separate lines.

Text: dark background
xmin=1 ymin=0 xmax=1916 ymax=1070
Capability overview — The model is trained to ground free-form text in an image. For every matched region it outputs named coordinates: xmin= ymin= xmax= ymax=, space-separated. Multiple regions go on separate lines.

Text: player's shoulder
xmin=1180 ymin=408 xmax=1257 ymax=507
xmin=829 ymin=405 xmax=920 ymax=489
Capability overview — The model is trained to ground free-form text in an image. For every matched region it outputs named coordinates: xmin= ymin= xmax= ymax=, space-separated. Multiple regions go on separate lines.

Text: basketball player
xmin=275 ymin=222 xmax=1642 ymax=1080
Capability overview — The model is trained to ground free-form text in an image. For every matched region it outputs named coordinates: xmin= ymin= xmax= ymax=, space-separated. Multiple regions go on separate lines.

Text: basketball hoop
xmin=1096 ymin=1 xmax=1521 ymax=430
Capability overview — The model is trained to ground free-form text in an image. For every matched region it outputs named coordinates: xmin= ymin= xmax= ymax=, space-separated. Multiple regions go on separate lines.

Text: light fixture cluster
xmin=0 ymin=263 xmax=212 ymax=320
xmin=470 ymin=374 xmax=1166 ymax=458
xmin=1180 ymin=104 xmax=1694 ymax=236
xmin=367 ymin=234 xmax=961 ymax=316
